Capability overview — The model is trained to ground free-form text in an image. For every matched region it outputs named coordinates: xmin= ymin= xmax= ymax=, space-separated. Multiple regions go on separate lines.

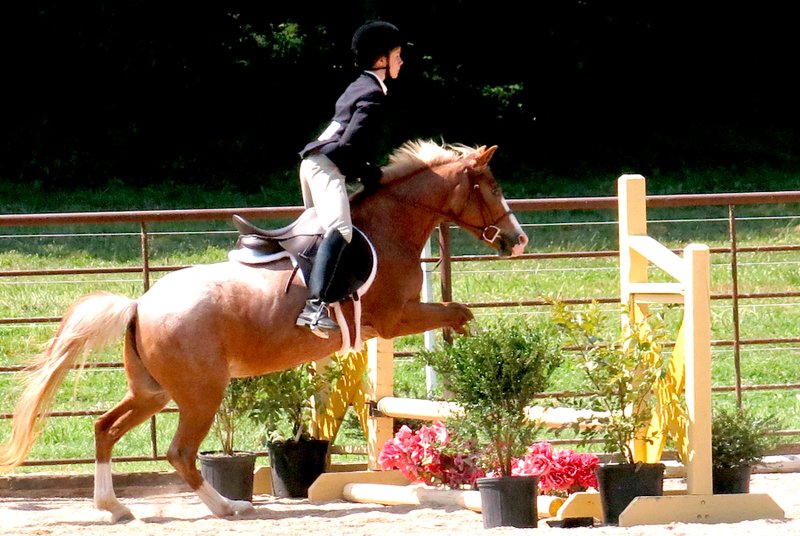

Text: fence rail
xmin=2 ymin=190 xmax=800 ymax=467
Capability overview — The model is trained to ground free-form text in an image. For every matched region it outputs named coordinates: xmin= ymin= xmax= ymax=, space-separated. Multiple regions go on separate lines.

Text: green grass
xmin=2 ymin=168 xmax=800 ymax=474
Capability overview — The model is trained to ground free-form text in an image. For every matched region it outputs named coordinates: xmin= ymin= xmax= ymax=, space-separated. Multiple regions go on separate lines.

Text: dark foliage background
xmin=1 ymin=1 xmax=797 ymax=191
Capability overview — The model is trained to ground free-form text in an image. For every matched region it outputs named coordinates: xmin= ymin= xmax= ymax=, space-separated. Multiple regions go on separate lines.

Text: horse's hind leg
xmin=93 ymin=390 xmax=169 ymax=522
xmin=94 ymin=328 xmax=170 ymax=522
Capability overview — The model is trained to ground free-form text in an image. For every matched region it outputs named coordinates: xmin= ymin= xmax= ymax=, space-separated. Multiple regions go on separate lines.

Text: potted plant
xmin=711 ymin=405 xmax=780 ymax=494
xmin=420 ymin=318 xmax=563 ymax=528
xmin=552 ymin=300 xmax=670 ymax=525
xmin=247 ymin=359 xmax=341 ymax=498
xmin=198 ymin=376 xmax=264 ymax=502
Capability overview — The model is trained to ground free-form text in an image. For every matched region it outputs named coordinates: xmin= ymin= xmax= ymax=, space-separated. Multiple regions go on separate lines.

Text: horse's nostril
xmin=508 ymin=233 xmax=528 ymax=257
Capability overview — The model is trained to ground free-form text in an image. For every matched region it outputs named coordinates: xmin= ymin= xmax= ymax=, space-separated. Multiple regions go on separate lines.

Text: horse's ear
xmin=474 ymin=145 xmax=498 ymax=169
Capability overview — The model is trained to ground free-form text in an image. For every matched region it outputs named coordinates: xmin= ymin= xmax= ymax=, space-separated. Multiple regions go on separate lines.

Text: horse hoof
xmin=228 ymin=500 xmax=255 ymax=516
xmin=109 ymin=506 xmax=135 ymax=523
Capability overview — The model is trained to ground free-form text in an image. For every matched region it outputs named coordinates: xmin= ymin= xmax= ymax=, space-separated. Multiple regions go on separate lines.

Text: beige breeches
xmin=299 ymin=154 xmax=353 ymax=243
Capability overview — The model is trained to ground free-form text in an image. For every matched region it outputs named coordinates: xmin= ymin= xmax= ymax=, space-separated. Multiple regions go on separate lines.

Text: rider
xmin=296 ymin=20 xmax=405 ymax=336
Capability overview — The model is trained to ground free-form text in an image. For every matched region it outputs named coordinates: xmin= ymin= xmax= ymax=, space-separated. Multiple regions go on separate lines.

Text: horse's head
xmin=367 ymin=141 xmax=528 ymax=257
xmin=442 ymin=145 xmax=528 ymax=257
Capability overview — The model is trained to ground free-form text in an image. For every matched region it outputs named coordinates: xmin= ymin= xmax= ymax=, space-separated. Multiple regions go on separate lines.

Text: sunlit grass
xmin=2 ymin=174 xmax=800 ymax=474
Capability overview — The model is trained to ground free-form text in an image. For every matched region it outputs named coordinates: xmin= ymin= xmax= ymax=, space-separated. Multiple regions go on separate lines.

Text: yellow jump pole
xmin=614 ymin=174 xmax=783 ymax=526
xmin=366 ymin=337 xmax=394 ymax=470
xmin=682 ymin=243 xmax=712 ymax=495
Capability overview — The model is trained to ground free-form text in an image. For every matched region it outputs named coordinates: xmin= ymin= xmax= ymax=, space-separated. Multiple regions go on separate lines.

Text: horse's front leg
xmin=382 ymin=301 xmax=474 ymax=338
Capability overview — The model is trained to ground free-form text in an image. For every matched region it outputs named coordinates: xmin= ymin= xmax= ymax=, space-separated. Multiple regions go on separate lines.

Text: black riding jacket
xmin=299 ymin=71 xmax=386 ymax=187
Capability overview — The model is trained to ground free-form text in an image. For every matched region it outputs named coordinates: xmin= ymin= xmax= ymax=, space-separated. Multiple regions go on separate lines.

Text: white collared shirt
xmin=364 ymin=70 xmax=388 ymax=95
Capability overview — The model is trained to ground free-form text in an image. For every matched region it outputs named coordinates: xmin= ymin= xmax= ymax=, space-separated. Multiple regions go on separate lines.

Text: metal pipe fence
xmin=2 ymin=191 xmax=800 ymax=467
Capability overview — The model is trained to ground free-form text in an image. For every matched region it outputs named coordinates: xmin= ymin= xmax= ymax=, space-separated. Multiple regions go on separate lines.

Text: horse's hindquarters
xmin=134 ymin=262 xmax=343 ymax=379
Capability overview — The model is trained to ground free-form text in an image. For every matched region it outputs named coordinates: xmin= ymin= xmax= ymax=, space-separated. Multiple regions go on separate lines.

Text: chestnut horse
xmin=0 ymin=140 xmax=527 ymax=521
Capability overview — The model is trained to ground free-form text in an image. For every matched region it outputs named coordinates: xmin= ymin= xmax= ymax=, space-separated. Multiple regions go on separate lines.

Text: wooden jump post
xmin=619 ymin=173 xmax=713 ymax=494
xmin=614 ymin=174 xmax=782 ymax=525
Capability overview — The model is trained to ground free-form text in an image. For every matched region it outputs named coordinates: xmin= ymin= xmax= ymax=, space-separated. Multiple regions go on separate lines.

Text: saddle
xmin=229 ymin=209 xmax=376 ymax=308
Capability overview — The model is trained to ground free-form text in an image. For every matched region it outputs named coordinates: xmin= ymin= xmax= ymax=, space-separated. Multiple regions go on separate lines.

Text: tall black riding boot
xmin=296 ymin=229 xmax=348 ymax=337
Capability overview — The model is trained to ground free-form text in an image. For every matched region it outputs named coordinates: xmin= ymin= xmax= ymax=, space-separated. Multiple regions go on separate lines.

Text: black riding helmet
xmin=351 ymin=21 xmax=404 ymax=71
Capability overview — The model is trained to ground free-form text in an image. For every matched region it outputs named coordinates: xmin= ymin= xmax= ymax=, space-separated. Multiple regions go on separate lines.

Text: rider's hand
xmin=359 ymin=163 xmax=382 ymax=192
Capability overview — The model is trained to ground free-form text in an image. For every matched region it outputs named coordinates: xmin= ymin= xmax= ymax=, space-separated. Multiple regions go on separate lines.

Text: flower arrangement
xmin=379 ymin=422 xmax=599 ymax=497
xmin=511 ymin=441 xmax=599 ymax=496
xmin=378 ymin=421 xmax=485 ymax=488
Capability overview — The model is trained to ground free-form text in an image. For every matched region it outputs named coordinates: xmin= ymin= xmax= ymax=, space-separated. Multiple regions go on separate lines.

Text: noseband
xmin=450 ymin=171 xmax=514 ymax=245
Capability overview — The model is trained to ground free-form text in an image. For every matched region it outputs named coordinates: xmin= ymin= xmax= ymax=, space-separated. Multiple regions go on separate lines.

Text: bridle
xmin=451 ymin=170 xmax=515 ymax=245
xmin=381 ymin=164 xmax=514 ymax=247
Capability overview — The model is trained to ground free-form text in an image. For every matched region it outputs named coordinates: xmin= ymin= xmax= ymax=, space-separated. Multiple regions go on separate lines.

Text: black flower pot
xmin=713 ymin=465 xmax=752 ymax=494
xmin=268 ymin=438 xmax=329 ymax=498
xmin=595 ymin=462 xmax=665 ymax=525
xmin=198 ymin=450 xmax=258 ymax=501
xmin=477 ymin=475 xmax=539 ymax=529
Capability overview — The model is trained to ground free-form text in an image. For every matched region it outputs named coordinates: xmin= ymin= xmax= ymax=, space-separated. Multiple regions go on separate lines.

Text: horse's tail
xmin=0 ymin=292 xmax=137 ymax=469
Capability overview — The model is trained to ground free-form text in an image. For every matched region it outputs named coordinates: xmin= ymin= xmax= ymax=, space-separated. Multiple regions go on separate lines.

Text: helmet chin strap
xmin=373 ymin=54 xmax=398 ymax=80
xmin=375 ymin=65 xmax=397 ymax=80
xmin=374 ymin=65 xmax=397 ymax=80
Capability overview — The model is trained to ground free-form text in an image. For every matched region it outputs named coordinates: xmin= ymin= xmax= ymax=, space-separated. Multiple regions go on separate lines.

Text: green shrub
xmin=712 ymin=406 xmax=780 ymax=469
xmin=552 ymin=300 xmax=672 ymax=464
xmin=420 ymin=318 xmax=563 ymax=476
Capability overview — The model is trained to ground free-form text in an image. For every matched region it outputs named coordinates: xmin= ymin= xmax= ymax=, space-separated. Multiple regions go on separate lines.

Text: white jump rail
xmin=374 ymin=396 xmax=606 ymax=430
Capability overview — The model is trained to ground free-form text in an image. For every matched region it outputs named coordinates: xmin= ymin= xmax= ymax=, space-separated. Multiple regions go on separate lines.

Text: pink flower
xmin=574 ymin=453 xmax=600 ymax=489
xmin=541 ymin=470 xmax=572 ymax=494
xmin=511 ymin=441 xmax=600 ymax=496
xmin=379 ymin=426 xmax=599 ymax=495
xmin=378 ymin=421 xmax=484 ymax=489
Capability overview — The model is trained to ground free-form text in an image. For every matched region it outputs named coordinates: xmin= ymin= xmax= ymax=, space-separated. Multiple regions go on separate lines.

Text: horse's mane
xmin=381 ymin=140 xmax=477 ymax=181
xmin=350 ymin=140 xmax=478 ymax=206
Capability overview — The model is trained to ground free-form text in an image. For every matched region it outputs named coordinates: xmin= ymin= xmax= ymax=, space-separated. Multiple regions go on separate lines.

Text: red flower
xmin=512 ymin=441 xmax=599 ymax=496
xmin=379 ymin=426 xmax=598 ymax=495
xmin=378 ymin=421 xmax=484 ymax=489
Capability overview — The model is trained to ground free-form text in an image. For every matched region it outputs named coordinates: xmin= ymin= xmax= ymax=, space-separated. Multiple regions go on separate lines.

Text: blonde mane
xmin=382 ymin=140 xmax=477 ymax=181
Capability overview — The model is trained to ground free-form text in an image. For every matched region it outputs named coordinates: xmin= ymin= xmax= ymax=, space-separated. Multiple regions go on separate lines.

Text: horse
xmin=0 ymin=140 xmax=528 ymax=522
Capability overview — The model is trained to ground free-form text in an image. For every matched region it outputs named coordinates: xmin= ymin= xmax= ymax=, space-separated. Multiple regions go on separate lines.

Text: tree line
xmin=2 ymin=1 xmax=797 ymax=190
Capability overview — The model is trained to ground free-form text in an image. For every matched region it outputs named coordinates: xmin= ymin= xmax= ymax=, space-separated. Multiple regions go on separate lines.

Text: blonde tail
xmin=0 ymin=292 xmax=137 ymax=469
